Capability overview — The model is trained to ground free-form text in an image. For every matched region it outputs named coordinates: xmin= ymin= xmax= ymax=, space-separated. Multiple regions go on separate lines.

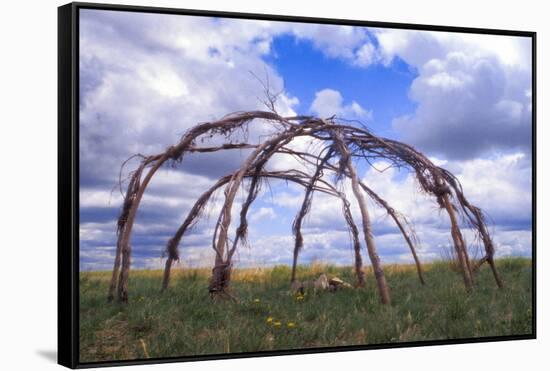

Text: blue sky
xmin=264 ymin=34 xmax=418 ymax=136
xmin=79 ymin=9 xmax=532 ymax=271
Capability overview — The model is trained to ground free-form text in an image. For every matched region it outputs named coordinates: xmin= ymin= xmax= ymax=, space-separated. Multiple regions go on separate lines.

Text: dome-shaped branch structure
xmin=107 ymin=111 xmax=503 ymax=304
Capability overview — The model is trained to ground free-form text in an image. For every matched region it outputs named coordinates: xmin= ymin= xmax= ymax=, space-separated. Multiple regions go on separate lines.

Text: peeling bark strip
xmin=109 ymin=110 xmax=502 ymax=303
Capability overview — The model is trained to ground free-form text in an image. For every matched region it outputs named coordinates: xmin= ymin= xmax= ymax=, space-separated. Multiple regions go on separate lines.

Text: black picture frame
xmin=58 ymin=2 xmax=537 ymax=368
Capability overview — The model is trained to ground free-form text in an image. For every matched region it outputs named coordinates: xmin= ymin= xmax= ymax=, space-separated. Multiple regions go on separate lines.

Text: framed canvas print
xmin=58 ymin=2 xmax=536 ymax=368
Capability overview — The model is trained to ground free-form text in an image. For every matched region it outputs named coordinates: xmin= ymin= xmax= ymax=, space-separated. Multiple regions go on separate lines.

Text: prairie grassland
xmin=79 ymin=258 xmax=532 ymax=363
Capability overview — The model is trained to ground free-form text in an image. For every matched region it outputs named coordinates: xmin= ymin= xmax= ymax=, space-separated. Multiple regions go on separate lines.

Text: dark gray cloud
xmin=374 ymin=30 xmax=534 ymax=160
xmin=394 ymin=54 xmax=532 ymax=159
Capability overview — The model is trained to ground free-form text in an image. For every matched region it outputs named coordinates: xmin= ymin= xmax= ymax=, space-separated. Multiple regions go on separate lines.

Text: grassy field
xmin=79 ymin=258 xmax=533 ymax=363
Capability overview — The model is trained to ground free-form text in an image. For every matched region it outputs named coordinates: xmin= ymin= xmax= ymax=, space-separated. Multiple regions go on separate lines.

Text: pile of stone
xmin=327 ymin=276 xmax=353 ymax=291
xmin=291 ymin=273 xmax=353 ymax=294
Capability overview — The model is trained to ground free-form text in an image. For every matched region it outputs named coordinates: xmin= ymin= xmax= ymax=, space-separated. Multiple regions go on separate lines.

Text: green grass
xmin=79 ymin=258 xmax=533 ymax=363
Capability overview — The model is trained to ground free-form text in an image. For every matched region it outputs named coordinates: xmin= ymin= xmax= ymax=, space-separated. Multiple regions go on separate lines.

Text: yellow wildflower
xmin=266 ymin=317 xmax=273 ymax=324
xmin=287 ymin=322 xmax=296 ymax=328
xmin=273 ymin=321 xmax=282 ymax=327
xmin=253 ymin=298 xmax=261 ymax=303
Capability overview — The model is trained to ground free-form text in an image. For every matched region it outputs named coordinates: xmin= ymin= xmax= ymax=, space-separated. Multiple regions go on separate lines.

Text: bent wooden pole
xmin=110 ymin=112 xmax=290 ymax=302
xmin=161 ymin=255 xmax=174 ymax=292
xmin=161 ymin=176 xmax=231 ymax=291
xmin=288 ymin=148 xmax=365 ymax=287
xmin=108 ymin=110 xmax=500 ymax=304
xmin=340 ymin=194 xmax=365 ymax=287
xmin=472 ymin=238 xmax=504 ymax=289
xmin=487 ymin=258 xmax=504 ymax=288
xmin=291 ymin=150 xmax=333 ymax=284
xmin=334 ymin=132 xmax=390 ymax=304
xmin=107 ymin=239 xmax=123 ymax=302
xmin=116 ymin=133 xmax=200 ymax=301
xmin=439 ymin=190 xmax=474 ymax=290
xmin=114 ymin=149 xmax=190 ymax=301
xmin=359 ymin=183 xmax=425 ymax=285
xmin=440 ymin=169 xmax=503 ymax=288
xmin=117 ymin=159 xmax=166 ymax=302
xmin=210 ymin=131 xmax=299 ymax=294
xmin=467 ymin=206 xmax=504 ymax=289
xmin=226 ymin=140 xmax=299 ymax=263
xmin=348 ymin=164 xmax=390 ymax=303
xmin=108 ymin=164 xmax=144 ymax=302
xmin=392 ymin=215 xmax=425 ymax=285
xmin=280 ymin=150 xmax=424 ymax=286
xmin=161 ymin=168 xmax=344 ymax=291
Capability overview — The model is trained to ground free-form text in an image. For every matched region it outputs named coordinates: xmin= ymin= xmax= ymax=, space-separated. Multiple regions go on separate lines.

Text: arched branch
xmin=109 ymin=110 xmax=502 ymax=303
xmin=209 ymin=129 xmax=300 ymax=294
xmin=161 ymin=168 xmax=343 ymax=291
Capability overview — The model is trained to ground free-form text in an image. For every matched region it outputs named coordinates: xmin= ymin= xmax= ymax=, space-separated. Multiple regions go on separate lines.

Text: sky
xmin=78 ymin=9 xmax=533 ymax=271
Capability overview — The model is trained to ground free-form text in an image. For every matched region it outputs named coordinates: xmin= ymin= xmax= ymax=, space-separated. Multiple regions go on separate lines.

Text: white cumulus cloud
xmin=310 ymin=88 xmax=373 ymax=119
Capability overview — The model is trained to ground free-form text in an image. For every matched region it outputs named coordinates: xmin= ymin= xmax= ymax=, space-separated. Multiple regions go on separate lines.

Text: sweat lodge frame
xmin=58 ymin=2 xmax=537 ymax=368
